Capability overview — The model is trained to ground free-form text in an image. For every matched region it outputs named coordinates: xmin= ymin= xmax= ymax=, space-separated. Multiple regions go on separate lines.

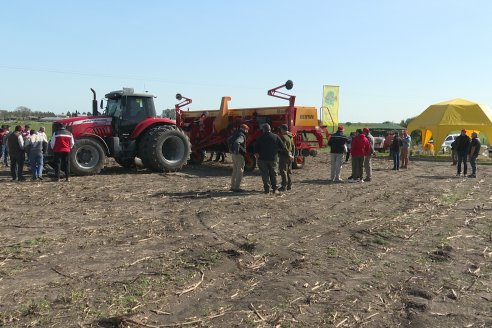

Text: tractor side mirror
xmin=100 ymin=99 xmax=104 ymax=109
xmin=176 ymin=93 xmax=183 ymax=101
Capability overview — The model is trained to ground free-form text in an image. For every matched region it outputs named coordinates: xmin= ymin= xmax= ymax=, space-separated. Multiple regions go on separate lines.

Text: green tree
xmin=15 ymin=106 xmax=32 ymax=119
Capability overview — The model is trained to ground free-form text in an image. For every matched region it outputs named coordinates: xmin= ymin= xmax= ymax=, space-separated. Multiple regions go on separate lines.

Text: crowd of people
xmin=0 ymin=123 xmax=74 ymax=182
xmin=450 ymin=129 xmax=481 ymax=178
xmin=1 ymin=122 xmax=483 ymax=188
xmin=329 ymin=126 xmax=483 ymax=182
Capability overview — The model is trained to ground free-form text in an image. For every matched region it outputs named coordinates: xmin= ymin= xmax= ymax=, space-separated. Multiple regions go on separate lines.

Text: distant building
xmin=39 ymin=116 xmax=69 ymax=122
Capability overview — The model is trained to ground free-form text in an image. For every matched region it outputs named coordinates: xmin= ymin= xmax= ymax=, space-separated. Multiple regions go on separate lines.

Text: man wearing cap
xmin=468 ymin=132 xmax=481 ymax=178
xmin=328 ymin=125 xmax=348 ymax=182
xmin=455 ymin=129 xmax=471 ymax=177
xmin=254 ymin=123 xmax=287 ymax=194
xmin=278 ymin=124 xmax=295 ymax=191
xmin=228 ymin=124 xmax=249 ymax=192
xmin=400 ymin=129 xmax=411 ymax=169
xmin=363 ymin=127 xmax=375 ymax=181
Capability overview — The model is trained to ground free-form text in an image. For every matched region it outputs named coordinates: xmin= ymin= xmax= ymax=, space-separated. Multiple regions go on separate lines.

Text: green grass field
xmin=1 ymin=121 xmax=53 ymax=137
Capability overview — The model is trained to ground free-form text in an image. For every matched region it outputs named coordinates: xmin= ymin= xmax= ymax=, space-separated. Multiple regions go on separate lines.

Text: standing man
xmin=455 ymin=129 xmax=470 ymax=177
xmin=38 ymin=126 xmax=48 ymax=142
xmin=7 ymin=125 xmax=26 ymax=181
xmin=2 ymin=125 xmax=10 ymax=167
xmin=0 ymin=125 xmax=7 ymax=165
xmin=468 ymin=132 xmax=481 ymax=178
xmin=400 ymin=129 xmax=411 ymax=169
xmin=363 ymin=127 xmax=375 ymax=181
xmin=50 ymin=124 xmax=75 ymax=182
xmin=254 ymin=123 xmax=287 ymax=194
xmin=328 ymin=125 xmax=348 ymax=182
xmin=349 ymin=129 xmax=370 ymax=183
xmin=450 ymin=139 xmax=458 ymax=165
xmin=390 ymin=132 xmax=402 ymax=170
xmin=278 ymin=124 xmax=295 ymax=191
xmin=25 ymin=130 xmax=48 ymax=180
xmin=228 ymin=124 xmax=249 ymax=192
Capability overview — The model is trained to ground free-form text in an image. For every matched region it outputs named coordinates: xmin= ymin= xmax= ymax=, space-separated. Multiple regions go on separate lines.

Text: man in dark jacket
xmin=254 ymin=123 xmax=287 ymax=194
xmin=50 ymin=124 xmax=75 ymax=182
xmin=278 ymin=124 xmax=295 ymax=191
xmin=468 ymin=132 xmax=481 ymax=178
xmin=328 ymin=125 xmax=348 ymax=182
xmin=7 ymin=125 xmax=26 ymax=181
xmin=455 ymin=129 xmax=470 ymax=177
xmin=229 ymin=124 xmax=249 ymax=192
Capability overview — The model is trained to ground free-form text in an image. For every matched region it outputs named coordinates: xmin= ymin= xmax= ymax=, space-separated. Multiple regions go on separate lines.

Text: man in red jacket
xmin=349 ymin=129 xmax=370 ymax=183
xmin=50 ymin=124 xmax=75 ymax=181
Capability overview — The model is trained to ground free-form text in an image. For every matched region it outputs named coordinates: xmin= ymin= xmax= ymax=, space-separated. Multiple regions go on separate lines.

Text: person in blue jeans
xmin=390 ymin=132 xmax=402 ymax=170
xmin=25 ymin=130 xmax=48 ymax=180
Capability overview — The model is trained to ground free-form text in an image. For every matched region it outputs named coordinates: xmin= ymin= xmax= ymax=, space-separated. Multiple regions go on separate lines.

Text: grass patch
xmin=19 ymin=299 xmax=51 ymax=317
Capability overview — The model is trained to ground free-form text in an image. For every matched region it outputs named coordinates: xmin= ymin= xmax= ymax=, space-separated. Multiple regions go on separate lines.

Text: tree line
xmin=0 ymin=106 xmax=95 ymax=120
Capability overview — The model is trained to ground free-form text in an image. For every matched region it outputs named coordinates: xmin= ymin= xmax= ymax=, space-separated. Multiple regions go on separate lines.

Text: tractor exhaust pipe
xmin=90 ymin=88 xmax=98 ymax=116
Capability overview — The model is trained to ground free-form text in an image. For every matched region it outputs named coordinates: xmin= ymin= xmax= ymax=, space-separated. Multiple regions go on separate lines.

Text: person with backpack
xmin=228 ymin=124 xmax=249 ymax=192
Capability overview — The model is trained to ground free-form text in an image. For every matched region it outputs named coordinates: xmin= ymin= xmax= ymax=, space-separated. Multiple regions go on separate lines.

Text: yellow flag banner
xmin=322 ymin=85 xmax=339 ymax=127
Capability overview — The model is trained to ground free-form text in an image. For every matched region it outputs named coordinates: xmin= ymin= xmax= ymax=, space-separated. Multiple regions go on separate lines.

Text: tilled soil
xmin=0 ymin=155 xmax=491 ymax=328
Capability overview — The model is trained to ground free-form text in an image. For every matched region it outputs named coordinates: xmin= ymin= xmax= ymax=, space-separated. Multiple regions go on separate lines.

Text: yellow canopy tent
xmin=407 ymin=98 xmax=492 ymax=153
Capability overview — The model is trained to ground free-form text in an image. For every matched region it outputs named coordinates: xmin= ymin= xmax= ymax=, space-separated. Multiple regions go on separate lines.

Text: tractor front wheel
xmin=70 ymin=138 xmax=106 ymax=175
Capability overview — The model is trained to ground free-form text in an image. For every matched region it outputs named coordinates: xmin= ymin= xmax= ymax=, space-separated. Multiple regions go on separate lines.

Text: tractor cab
xmin=104 ymin=88 xmax=157 ymax=139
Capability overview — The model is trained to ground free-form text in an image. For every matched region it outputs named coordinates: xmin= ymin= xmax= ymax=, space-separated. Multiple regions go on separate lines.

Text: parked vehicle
xmin=441 ymin=134 xmax=459 ymax=151
xmin=48 ymin=88 xmax=191 ymax=175
xmin=369 ymin=127 xmax=405 ymax=151
xmin=175 ymin=80 xmax=329 ymax=171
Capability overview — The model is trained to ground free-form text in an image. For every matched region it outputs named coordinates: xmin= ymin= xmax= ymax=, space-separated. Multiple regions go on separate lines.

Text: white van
xmin=441 ymin=134 xmax=460 ymax=151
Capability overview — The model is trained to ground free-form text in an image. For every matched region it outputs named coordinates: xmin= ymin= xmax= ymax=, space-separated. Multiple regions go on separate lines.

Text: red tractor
xmin=50 ymin=88 xmax=191 ymax=175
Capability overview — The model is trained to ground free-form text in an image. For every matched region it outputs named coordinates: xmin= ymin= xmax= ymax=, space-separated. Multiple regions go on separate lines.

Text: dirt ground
xmin=0 ymin=154 xmax=491 ymax=328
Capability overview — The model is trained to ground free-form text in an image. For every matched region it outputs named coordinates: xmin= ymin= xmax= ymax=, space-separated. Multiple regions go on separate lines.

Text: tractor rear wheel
xmin=70 ymin=138 xmax=106 ymax=175
xmin=139 ymin=126 xmax=191 ymax=172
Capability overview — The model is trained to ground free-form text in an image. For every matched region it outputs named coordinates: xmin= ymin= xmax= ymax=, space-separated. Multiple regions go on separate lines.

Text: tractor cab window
xmin=105 ymin=99 xmax=122 ymax=117
xmin=123 ymin=96 xmax=156 ymax=121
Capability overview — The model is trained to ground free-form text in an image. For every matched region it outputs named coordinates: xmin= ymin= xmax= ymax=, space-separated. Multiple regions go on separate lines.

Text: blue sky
xmin=2 ymin=0 xmax=492 ymax=123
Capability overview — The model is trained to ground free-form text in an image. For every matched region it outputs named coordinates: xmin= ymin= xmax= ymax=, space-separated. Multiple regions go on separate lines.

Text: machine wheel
xmin=188 ymin=150 xmax=205 ymax=165
xmin=292 ymin=156 xmax=305 ymax=169
xmin=139 ymin=126 xmax=191 ymax=172
xmin=244 ymin=153 xmax=257 ymax=172
xmin=70 ymin=138 xmax=106 ymax=175
xmin=114 ymin=156 xmax=135 ymax=168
